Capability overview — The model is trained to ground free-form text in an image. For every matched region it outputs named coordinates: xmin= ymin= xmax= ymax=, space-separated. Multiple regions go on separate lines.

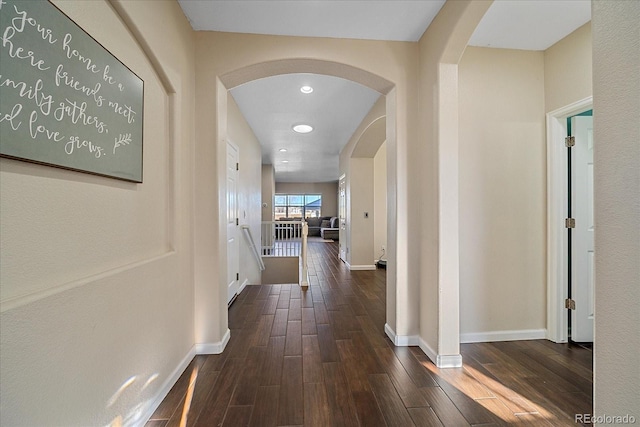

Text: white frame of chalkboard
xmin=0 ymin=0 xmax=145 ymax=183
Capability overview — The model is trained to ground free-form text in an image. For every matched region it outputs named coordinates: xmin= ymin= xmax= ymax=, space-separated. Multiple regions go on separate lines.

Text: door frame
xmin=546 ymin=96 xmax=592 ymax=343
xmin=226 ymin=138 xmax=240 ymax=305
xmin=338 ymin=173 xmax=347 ymax=262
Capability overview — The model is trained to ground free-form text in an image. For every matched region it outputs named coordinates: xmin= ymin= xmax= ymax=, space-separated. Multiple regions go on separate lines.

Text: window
xmin=274 ymin=194 xmax=322 ymax=219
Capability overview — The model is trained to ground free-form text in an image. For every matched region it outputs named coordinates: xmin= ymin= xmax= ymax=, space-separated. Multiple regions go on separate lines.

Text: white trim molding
xmin=238 ymin=278 xmax=249 ymax=295
xmin=346 ymin=262 xmax=376 ymax=271
xmin=384 ymin=323 xmax=419 ymax=346
xmin=460 ymin=329 xmax=547 ymax=344
xmin=418 ymin=337 xmax=438 ymax=365
xmin=436 ymin=354 xmax=463 ymax=369
xmin=546 ymin=96 xmax=593 ymax=343
xmin=141 ymin=345 xmax=196 ymax=425
xmin=416 ymin=337 xmax=462 ymax=368
xmin=195 ymin=328 xmax=231 ymax=354
xmin=386 ymin=325 xmax=463 ymax=368
xmin=143 ymin=328 xmax=232 ymax=424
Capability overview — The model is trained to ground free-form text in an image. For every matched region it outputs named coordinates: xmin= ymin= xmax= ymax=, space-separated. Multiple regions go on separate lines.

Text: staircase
xmin=260 ymin=220 xmax=309 ymax=288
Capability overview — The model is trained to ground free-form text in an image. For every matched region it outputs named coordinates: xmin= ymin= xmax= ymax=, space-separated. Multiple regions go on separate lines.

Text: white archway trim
xmin=546 ymin=96 xmax=593 ymax=343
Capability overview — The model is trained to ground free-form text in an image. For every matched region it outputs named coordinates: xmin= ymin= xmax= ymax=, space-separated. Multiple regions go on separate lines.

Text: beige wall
xmin=374 ymin=142 xmax=388 ymax=261
xmin=592 ymin=0 xmax=640 ymax=416
xmin=348 ymin=158 xmax=376 ymax=267
xmin=0 ymin=0 xmax=196 ymax=425
xmin=261 ymin=164 xmax=275 ymax=220
xmin=275 ymin=182 xmax=338 ymax=217
xmin=458 ymin=47 xmax=546 ymax=338
xmin=4 ymin=2 xmax=635 ymax=423
xmin=544 ymin=23 xmax=592 ymax=113
xmin=543 ymin=22 xmax=594 ymax=344
xmin=262 ymin=257 xmax=299 ymax=285
xmin=340 ymin=96 xmax=386 ymax=269
xmin=227 ymin=95 xmax=262 ymax=286
xmin=455 ymin=18 xmax=593 ymax=343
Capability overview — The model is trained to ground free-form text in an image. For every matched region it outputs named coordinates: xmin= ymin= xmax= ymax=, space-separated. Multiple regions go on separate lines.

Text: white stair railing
xmin=261 ymin=220 xmax=309 ymax=289
xmin=261 ymin=221 xmax=305 ymax=256
xmin=300 ymin=222 xmax=309 ymax=289
xmin=241 ymin=225 xmax=265 ymax=271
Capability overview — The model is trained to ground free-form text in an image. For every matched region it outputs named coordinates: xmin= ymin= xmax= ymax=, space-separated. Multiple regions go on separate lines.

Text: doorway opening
xmin=567 ymin=110 xmax=594 ymax=344
xmin=226 ymin=139 xmax=240 ymax=305
xmin=546 ymin=97 xmax=593 ymax=343
xmin=215 ymin=59 xmax=400 ymax=351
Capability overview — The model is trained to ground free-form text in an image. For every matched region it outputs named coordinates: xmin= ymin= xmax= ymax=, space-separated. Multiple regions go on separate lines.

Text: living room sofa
xmin=278 ymin=216 xmax=339 ymax=240
xmin=304 ymin=216 xmax=331 ymax=236
xmin=306 ymin=216 xmax=340 ymax=240
xmin=320 ymin=225 xmax=339 ymax=240
xmin=318 ymin=216 xmax=339 ymax=240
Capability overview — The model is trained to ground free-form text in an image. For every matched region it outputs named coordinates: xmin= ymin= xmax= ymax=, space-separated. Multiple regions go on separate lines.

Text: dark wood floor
xmin=147 ymin=242 xmax=593 ymax=426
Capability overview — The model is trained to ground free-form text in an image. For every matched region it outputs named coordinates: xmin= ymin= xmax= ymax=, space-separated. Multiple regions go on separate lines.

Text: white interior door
xmin=227 ymin=141 xmax=239 ymax=304
xmin=338 ymin=175 xmax=346 ymax=261
xmin=571 ymin=116 xmax=594 ymax=342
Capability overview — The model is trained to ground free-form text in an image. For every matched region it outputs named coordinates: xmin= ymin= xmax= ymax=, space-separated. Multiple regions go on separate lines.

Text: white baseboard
xmin=140 ymin=345 xmax=197 ymax=426
xmin=238 ymin=279 xmax=249 ymax=294
xmin=384 ymin=323 xmax=419 ymax=346
xmin=390 ymin=327 xmax=540 ymax=368
xmin=141 ymin=329 xmax=232 ymax=425
xmin=436 ymin=354 xmax=463 ymax=368
xmin=384 ymin=323 xmax=395 ymax=342
xmin=417 ymin=337 xmax=438 ymax=365
xmin=346 ymin=262 xmax=376 ymax=271
xmin=417 ymin=337 xmax=462 ymax=368
xmin=195 ymin=328 xmax=231 ymax=354
xmin=460 ymin=328 xmax=547 ymax=344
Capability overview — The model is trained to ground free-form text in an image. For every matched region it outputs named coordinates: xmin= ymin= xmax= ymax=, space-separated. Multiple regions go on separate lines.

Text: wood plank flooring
xmin=147 ymin=241 xmax=593 ymax=426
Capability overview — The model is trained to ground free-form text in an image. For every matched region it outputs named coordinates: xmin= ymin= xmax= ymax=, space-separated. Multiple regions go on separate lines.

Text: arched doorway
xmin=193 ymin=56 xmax=409 ymax=355
xmin=221 ymin=60 xmax=397 ymax=350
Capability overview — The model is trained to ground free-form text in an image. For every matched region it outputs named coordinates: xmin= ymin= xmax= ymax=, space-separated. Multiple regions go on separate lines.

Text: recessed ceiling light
xmin=300 ymin=85 xmax=313 ymax=94
xmin=279 ymin=148 xmax=287 ymax=152
xmin=292 ymin=124 xmax=313 ymax=134
xmin=282 ymin=160 xmax=289 ymax=163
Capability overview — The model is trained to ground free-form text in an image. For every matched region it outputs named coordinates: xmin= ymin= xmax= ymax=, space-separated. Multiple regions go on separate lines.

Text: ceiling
xmin=178 ymin=0 xmax=591 ymax=183
xmin=178 ymin=0 xmax=446 ymax=42
xmin=468 ymin=1 xmax=591 ymax=50
xmin=231 ymin=74 xmax=381 ymax=183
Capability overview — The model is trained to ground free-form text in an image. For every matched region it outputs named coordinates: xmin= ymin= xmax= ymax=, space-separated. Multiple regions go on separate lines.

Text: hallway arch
xmin=193 ymin=3 xmax=491 ymax=365
xmin=193 ymin=48 xmax=415 ymax=354
xmin=342 ymin=107 xmax=387 ymax=272
xmin=220 ymin=59 xmax=398 ymax=348
xmin=220 ymin=58 xmax=395 ymax=95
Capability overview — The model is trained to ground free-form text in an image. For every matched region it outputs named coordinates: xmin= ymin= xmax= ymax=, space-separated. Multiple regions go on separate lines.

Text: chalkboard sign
xmin=0 ymin=0 xmax=144 ymax=182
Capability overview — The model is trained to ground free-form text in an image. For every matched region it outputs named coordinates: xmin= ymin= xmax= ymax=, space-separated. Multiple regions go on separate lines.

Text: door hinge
xmin=236 ymin=218 xmax=239 ymax=226
xmin=236 ymin=273 xmax=239 ymax=281
xmin=565 ymin=298 xmax=576 ymax=310
xmin=236 ymin=162 xmax=239 ymax=171
xmin=565 ymin=218 xmax=575 ymax=228
xmin=565 ymin=136 xmax=575 ymax=147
